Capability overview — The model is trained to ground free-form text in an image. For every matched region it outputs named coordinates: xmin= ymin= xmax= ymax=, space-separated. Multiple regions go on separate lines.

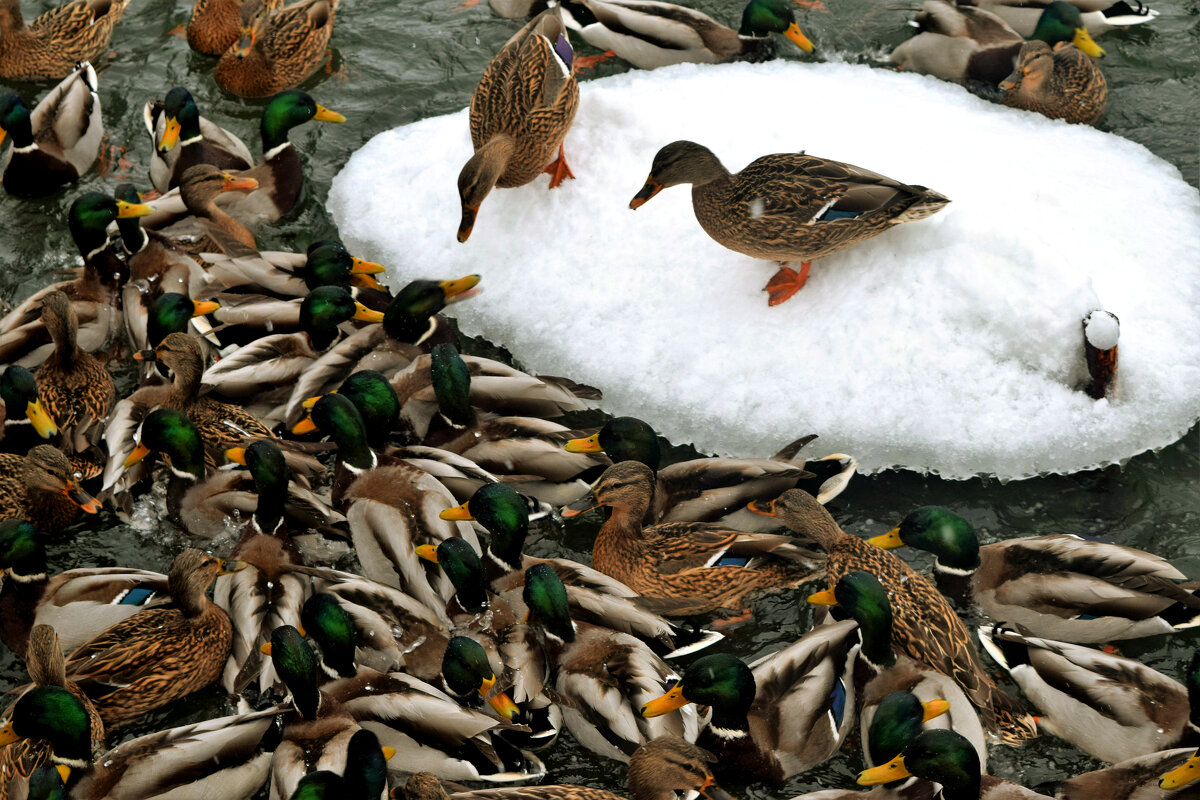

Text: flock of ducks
xmin=0 ymin=0 xmax=1181 ymax=798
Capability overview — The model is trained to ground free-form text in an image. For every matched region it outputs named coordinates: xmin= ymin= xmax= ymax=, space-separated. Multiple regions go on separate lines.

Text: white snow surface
xmin=1084 ymin=310 xmax=1120 ymax=350
xmin=329 ymin=60 xmax=1200 ymax=481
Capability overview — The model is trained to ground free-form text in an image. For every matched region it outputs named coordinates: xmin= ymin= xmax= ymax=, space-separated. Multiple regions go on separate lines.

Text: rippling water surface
xmin=1 ymin=0 xmax=1198 ymax=795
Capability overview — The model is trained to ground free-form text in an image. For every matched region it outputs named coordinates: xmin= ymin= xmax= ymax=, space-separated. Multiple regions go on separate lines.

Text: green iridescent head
xmin=26 ymin=765 xmax=66 ymax=800
xmin=300 ymin=286 xmax=361 ymax=351
xmin=301 ymin=593 xmax=357 ymax=679
xmin=269 ymin=624 xmax=322 ymax=719
xmin=344 ymin=729 xmax=390 ymax=800
xmin=433 ymin=537 xmax=489 ymax=614
xmin=288 ymin=771 xmax=343 ymax=800
xmin=833 ymin=571 xmax=894 ymax=668
xmin=242 ymin=439 xmax=288 ymax=532
xmin=337 ymin=370 xmax=399 ymax=443
xmin=145 ymin=293 xmax=215 ymax=349
xmin=0 ymin=93 xmax=34 ymax=148
xmin=679 ymin=654 xmax=755 ymax=723
xmin=739 ymin=0 xmax=814 ymax=52
xmin=1031 ymin=1 xmax=1104 ymax=55
xmin=893 ymin=507 xmax=980 ymax=572
xmin=161 ymin=87 xmax=203 ymax=145
xmin=112 ymin=183 xmax=149 ymax=251
xmin=310 ymin=393 xmax=375 ymax=470
xmin=383 ymin=275 xmax=479 ymax=343
xmin=466 ymin=483 xmax=529 ymax=566
xmin=3 ymin=686 xmax=93 ymax=769
xmin=602 ymin=417 xmax=661 ymax=471
xmin=0 ymin=366 xmax=56 ymax=439
xmin=860 ymin=730 xmax=981 ymax=796
xmin=136 ymin=408 xmax=206 ymax=480
xmin=868 ymin=691 xmax=935 ymax=768
xmin=68 ymin=192 xmax=151 ymax=259
xmin=259 ymin=90 xmax=345 ymax=152
xmin=442 ymin=635 xmax=496 ymax=699
xmin=430 ymin=343 xmax=475 ymax=428
xmin=522 ymin=563 xmax=575 ymax=643
xmin=0 ymin=518 xmax=46 ymax=577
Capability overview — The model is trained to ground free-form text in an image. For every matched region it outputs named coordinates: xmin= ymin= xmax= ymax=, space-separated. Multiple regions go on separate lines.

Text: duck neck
xmin=936 ymin=775 xmax=982 ymax=800
xmin=706 ymin=704 xmax=752 ymax=741
xmin=206 ymin=199 xmax=257 ymax=250
xmin=253 ymin=482 xmax=287 ymax=537
xmin=45 ymin=314 xmax=80 ymax=369
xmin=0 ymin=0 xmax=25 ymax=31
xmin=165 ymin=360 xmax=202 ymax=408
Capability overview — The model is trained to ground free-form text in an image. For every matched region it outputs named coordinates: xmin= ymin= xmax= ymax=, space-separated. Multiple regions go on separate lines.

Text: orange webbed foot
xmin=455 ymin=0 xmax=481 ymax=7
xmin=574 ymin=50 xmax=615 ymax=70
xmin=543 ymin=143 xmax=575 ymax=189
xmin=764 ymin=261 xmax=812 ymax=306
xmin=712 ymin=608 xmax=754 ymax=628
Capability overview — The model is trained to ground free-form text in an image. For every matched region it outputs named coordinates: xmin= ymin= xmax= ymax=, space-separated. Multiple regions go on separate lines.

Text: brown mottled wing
xmin=28 ymin=0 xmax=126 ymax=40
xmin=0 ymin=454 xmax=25 ymax=519
xmin=258 ymin=0 xmax=336 ymax=78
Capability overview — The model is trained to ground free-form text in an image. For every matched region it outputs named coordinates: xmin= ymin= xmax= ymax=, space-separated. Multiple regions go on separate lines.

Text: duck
xmin=214 ymin=0 xmax=339 ymax=98
xmin=564 ymin=417 xmax=856 ymax=528
xmin=439 ymin=482 xmax=724 ymax=656
xmin=401 ymin=735 xmax=736 ymax=800
xmin=1064 ymin=748 xmax=1200 ymax=800
xmin=1000 ymin=39 xmax=1107 ymax=124
xmin=33 ymin=290 xmax=115 ymax=451
xmin=857 ymin=729 xmax=1052 ymax=799
xmin=978 ymin=626 xmax=1199 ymax=763
xmin=0 ymin=626 xmax=106 ymax=789
xmin=522 ymin=563 xmax=702 ymax=762
xmin=457 ymin=6 xmax=578 ymax=243
xmin=146 ymin=86 xmax=255 ymax=191
xmin=185 ymin=0 xmax=283 ymax=55
xmin=890 ymin=0 xmax=1105 ymax=85
xmin=639 ymin=620 xmax=860 ymax=782
xmin=154 ymin=164 xmax=262 ymax=254
xmin=0 ymin=445 xmax=100 ymax=533
xmin=808 ymin=570 xmax=986 ymax=770
xmin=197 ymin=238 xmax=388 ymax=305
xmin=749 ymin=489 xmax=1037 ymax=744
xmin=629 ymin=141 xmax=950 ymax=306
xmin=559 ymin=0 xmax=814 ymax=70
xmin=141 ymin=90 xmax=345 ymax=231
xmin=0 ymin=62 xmax=101 ymax=197
xmin=0 ymin=518 xmax=168 ymax=658
xmin=869 ymin=506 xmax=1200 ymax=643
xmin=0 ymin=193 xmax=152 ymax=369
xmin=969 ymin=0 xmax=1158 ymax=38
xmin=1 ymin=366 xmax=59 ymax=447
xmin=277 ymin=276 xmax=480 ymax=416
xmin=0 ymin=686 xmax=93 ymax=787
xmin=0 ymin=0 xmax=131 ymax=80
xmin=60 ymin=548 xmax=244 ymax=730
xmin=574 ymin=461 xmax=824 ymax=612
xmin=272 ymin=728 xmax=390 ymax=800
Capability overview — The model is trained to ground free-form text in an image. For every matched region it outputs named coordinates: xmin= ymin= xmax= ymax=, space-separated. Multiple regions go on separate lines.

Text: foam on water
xmin=329 ymin=61 xmax=1200 ymax=480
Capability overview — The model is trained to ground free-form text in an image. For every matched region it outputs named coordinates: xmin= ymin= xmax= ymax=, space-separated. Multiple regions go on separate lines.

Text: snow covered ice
xmin=329 ymin=60 xmax=1200 ymax=481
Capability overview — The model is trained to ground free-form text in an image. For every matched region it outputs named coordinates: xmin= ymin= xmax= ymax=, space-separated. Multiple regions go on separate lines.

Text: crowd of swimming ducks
xmin=0 ymin=0 xmax=1180 ymax=796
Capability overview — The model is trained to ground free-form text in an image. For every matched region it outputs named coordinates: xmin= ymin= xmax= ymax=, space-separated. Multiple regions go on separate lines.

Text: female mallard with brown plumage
xmin=572 ymin=461 xmax=823 ymax=613
xmin=186 ymin=0 xmax=282 ymax=56
xmin=0 ymin=0 xmax=130 ymax=80
xmin=34 ymin=290 xmax=114 ymax=450
xmin=750 ymin=489 xmax=1037 ymax=745
xmin=1000 ymin=39 xmax=1107 ymax=124
xmin=213 ymin=0 xmax=339 ymax=98
xmin=457 ymin=6 xmax=579 ymax=243
xmin=61 ymin=548 xmax=245 ymax=730
xmin=629 ymin=141 xmax=949 ymax=305
xmin=153 ymin=164 xmax=261 ymax=255
xmin=0 ymin=445 xmax=99 ymax=533
xmin=0 ymin=62 xmax=101 ymax=197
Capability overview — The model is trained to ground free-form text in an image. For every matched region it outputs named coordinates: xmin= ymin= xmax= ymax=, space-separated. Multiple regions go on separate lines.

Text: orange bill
xmin=415 ymin=544 xmax=440 ymax=563
xmin=291 ymin=415 xmax=318 ymax=435
xmin=629 ymin=176 xmax=663 ymax=210
xmin=193 ymin=299 xmax=221 ymax=316
xmin=563 ymin=432 xmax=603 ymax=453
xmin=858 ymin=753 xmax=912 ymax=785
xmin=1161 ymin=752 xmax=1200 ymax=790
xmin=313 ymin=104 xmax=346 ymax=123
xmin=65 ymin=482 xmax=101 ymax=514
xmin=158 ymin=115 xmax=182 ymax=153
xmin=922 ymin=698 xmax=951 ymax=721
xmin=124 ymin=442 xmax=152 ymax=467
xmin=641 ymin=681 xmax=689 ymax=717
xmin=26 ymin=399 xmax=58 ymax=439
xmin=225 ymin=447 xmax=248 ymax=465
xmin=868 ymin=528 xmax=905 ymax=549
xmin=806 ymin=588 xmax=838 ymax=606
xmin=440 ymin=501 xmax=474 ymax=521
xmin=350 ymin=256 xmax=385 ymax=275
xmin=785 ymin=22 xmax=815 ymax=53
xmin=353 ymin=302 xmax=385 ymax=323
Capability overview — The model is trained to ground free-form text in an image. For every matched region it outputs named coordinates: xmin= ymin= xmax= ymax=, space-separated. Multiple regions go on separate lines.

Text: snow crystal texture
xmin=330 ymin=61 xmax=1200 ymax=480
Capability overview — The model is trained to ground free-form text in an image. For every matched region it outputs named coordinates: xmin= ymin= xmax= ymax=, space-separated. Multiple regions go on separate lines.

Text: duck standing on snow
xmin=457 ymin=6 xmax=579 ymax=243
xmin=630 ymin=141 xmax=949 ymax=305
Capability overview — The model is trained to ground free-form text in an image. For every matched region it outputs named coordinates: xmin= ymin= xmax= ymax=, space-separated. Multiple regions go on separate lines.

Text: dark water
xmin=1 ymin=0 xmax=1199 ymax=795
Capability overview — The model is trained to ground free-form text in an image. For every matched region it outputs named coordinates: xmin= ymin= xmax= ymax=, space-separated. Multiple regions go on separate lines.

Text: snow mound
xmin=329 ymin=61 xmax=1200 ymax=480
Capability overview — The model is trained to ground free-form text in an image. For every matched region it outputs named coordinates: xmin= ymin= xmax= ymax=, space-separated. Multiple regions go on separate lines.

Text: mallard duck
xmin=574 ymin=461 xmax=823 ymax=612
xmin=154 ymin=164 xmax=262 ymax=254
xmin=0 ymin=0 xmax=130 ymax=80
xmin=857 ymin=730 xmax=1052 ymax=799
xmin=629 ymin=141 xmax=950 ymax=306
xmin=276 ymin=728 xmax=390 ymax=799
xmin=1000 ymin=39 xmax=1107 ymax=123
xmin=402 ymin=735 xmax=735 ymax=800
xmin=439 ymin=635 xmax=555 ymax=748
xmin=559 ymin=0 xmax=813 ymax=70
xmin=870 ymin=506 xmax=1200 ymax=643
xmin=214 ymin=0 xmax=339 ymax=98
xmin=890 ymin=0 xmax=1104 ymax=85
xmin=60 ymin=548 xmax=244 ymax=730
xmin=564 ymin=417 xmax=855 ymax=528
xmin=34 ymin=290 xmax=114 ymax=447
xmin=1063 ymin=748 xmax=1200 ymax=800
xmin=0 ymin=62 xmax=101 ymax=197
xmin=640 ymin=623 xmax=860 ymax=782
xmin=0 ymin=625 xmax=106 ymax=793
xmin=522 ymin=564 xmax=702 ymax=762
xmin=808 ymin=571 xmax=985 ymax=770
xmin=0 ymin=686 xmax=92 ymax=786
xmin=978 ymin=626 xmax=1199 ymax=762
xmin=457 ymin=7 xmax=579 ymax=243
xmin=751 ymin=490 xmax=1036 ymax=744
xmin=0 ymin=519 xmax=167 ymax=658
xmin=276 ymin=276 xmax=479 ymax=417
xmin=1 ymin=366 xmax=59 ymax=446
xmin=439 ymin=482 xmax=723 ymax=656
xmin=0 ymin=445 xmax=99 ymax=533
xmin=971 ymin=0 xmax=1157 ymax=38
xmin=146 ymin=87 xmax=255 ymax=191
xmin=186 ymin=0 xmax=283 ymax=55
xmin=197 ymin=238 xmax=388 ymax=306
xmin=0 ymin=193 xmax=152 ymax=369
xmin=142 ymin=91 xmax=345 ymax=231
